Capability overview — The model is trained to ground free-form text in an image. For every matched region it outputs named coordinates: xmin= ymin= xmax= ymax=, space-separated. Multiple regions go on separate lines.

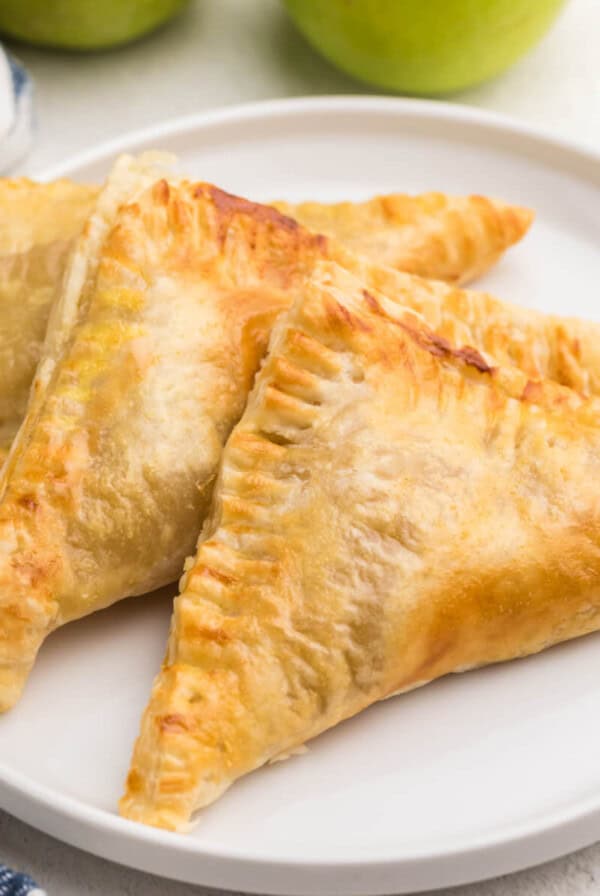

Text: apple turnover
xmin=274 ymin=191 xmax=533 ymax=284
xmin=122 ymin=260 xmax=600 ymax=831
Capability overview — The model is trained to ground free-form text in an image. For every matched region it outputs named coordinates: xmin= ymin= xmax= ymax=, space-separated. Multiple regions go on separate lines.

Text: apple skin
xmin=282 ymin=0 xmax=566 ymax=94
xmin=0 ymin=0 xmax=190 ymax=51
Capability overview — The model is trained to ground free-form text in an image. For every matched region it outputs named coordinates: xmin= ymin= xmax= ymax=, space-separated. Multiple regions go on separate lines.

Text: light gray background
xmin=2 ymin=0 xmax=600 ymax=893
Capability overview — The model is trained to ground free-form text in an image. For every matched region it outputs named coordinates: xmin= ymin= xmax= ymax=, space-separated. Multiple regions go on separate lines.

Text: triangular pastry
xmin=0 ymin=171 xmax=589 ymax=711
xmin=121 ymin=260 xmax=600 ymax=831
xmin=0 ymin=178 xmax=97 ymax=464
xmin=0 ymin=153 xmax=176 ymax=710
xmin=274 ymin=191 xmax=533 ymax=284
xmin=0 ymin=182 xmax=531 ymax=464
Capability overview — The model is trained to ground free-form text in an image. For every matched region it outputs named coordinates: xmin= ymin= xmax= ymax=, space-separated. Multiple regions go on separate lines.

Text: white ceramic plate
xmin=2 ymin=97 xmax=600 ymax=896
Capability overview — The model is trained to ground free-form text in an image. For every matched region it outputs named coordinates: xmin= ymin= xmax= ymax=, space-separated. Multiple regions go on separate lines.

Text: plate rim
xmin=3 ymin=94 xmax=599 ymax=895
xmin=36 ymin=94 xmax=600 ymax=183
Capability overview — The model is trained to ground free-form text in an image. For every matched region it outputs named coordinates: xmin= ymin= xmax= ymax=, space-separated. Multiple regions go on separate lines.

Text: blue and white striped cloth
xmin=0 ymin=45 xmax=33 ymax=173
xmin=0 ymin=864 xmax=44 ymax=896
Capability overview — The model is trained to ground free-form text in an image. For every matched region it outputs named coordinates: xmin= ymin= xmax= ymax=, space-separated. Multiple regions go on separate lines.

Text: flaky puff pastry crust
xmin=275 ymin=192 xmax=533 ymax=285
xmin=0 ymin=183 xmax=531 ymax=465
xmin=0 ymin=179 xmax=98 ymax=464
xmin=122 ymin=260 xmax=600 ymax=832
xmin=0 ymin=154 xmax=175 ymax=710
xmin=0 ymin=173 xmax=590 ymax=711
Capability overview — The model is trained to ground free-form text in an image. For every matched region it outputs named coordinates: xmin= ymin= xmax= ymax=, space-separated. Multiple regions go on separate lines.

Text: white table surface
xmin=2 ymin=0 xmax=600 ymax=893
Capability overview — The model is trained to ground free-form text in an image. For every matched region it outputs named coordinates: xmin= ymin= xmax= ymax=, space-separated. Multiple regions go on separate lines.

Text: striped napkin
xmin=0 ymin=864 xmax=45 ymax=896
xmin=0 ymin=45 xmax=33 ymax=172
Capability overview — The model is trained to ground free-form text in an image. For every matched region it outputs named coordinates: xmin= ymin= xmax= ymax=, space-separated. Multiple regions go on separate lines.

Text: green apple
xmin=0 ymin=0 xmax=189 ymax=51
xmin=282 ymin=0 xmax=566 ymax=94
